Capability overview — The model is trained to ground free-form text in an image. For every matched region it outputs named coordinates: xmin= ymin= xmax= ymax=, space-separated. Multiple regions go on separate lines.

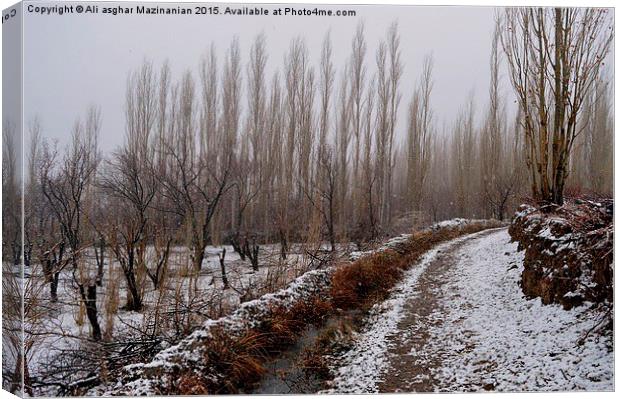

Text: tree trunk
xmin=328 ymin=223 xmax=336 ymax=253
xmin=328 ymin=192 xmax=336 ymax=252
xmin=95 ymin=239 xmax=105 ymax=287
xmin=219 ymin=248 xmax=229 ymax=289
xmin=50 ymin=272 xmax=60 ymax=302
xmin=124 ymin=269 xmax=142 ymax=311
xmin=279 ymin=228 xmax=288 ymax=260
xmin=11 ymin=244 xmax=20 ymax=266
xmin=192 ymin=246 xmax=205 ymax=272
xmin=244 ymin=238 xmax=260 ymax=271
xmin=231 ymin=236 xmax=246 ymax=261
xmin=11 ymin=349 xmax=33 ymax=396
xmin=79 ymin=284 xmax=102 ymax=341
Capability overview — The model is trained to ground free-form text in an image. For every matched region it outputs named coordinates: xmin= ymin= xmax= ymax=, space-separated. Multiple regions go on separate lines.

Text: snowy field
xmin=14 ymin=223 xmax=612 ymax=394
xmin=18 ymin=241 xmax=355 ymax=394
xmin=326 ymin=228 xmax=613 ymax=392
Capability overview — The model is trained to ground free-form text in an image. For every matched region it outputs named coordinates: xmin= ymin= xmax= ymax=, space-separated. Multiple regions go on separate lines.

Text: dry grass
xmin=173 ymin=328 xmax=268 ymax=394
xmin=331 ymin=250 xmax=406 ymax=309
xmin=287 ymin=297 xmax=333 ymax=326
xmin=169 ymin=221 xmax=501 ymax=394
xmin=173 ymin=297 xmax=334 ymax=394
xmin=253 ymin=297 xmax=333 ymax=354
xmin=331 ymin=222 xmax=502 ymax=310
xmin=176 ymin=373 xmax=211 ymax=395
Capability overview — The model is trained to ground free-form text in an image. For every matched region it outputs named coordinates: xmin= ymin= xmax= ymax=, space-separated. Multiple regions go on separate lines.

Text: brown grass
xmin=174 ymin=328 xmax=269 ymax=394
xmin=172 ymin=221 xmax=501 ymax=394
xmin=254 ymin=297 xmax=334 ymax=353
xmin=176 ymin=373 xmax=211 ymax=395
xmin=174 ymin=297 xmax=334 ymax=394
xmin=331 ymin=222 xmax=501 ymax=310
xmin=287 ymin=297 xmax=333 ymax=326
xmin=300 ymin=348 xmax=331 ymax=380
xmin=331 ymin=250 xmax=407 ymax=309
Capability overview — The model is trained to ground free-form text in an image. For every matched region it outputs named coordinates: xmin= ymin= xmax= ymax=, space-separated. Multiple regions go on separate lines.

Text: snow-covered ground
xmin=348 ymin=218 xmax=495 ymax=261
xmin=432 ymin=229 xmax=613 ymax=392
xmin=324 ymin=229 xmax=493 ymax=393
xmin=21 ymin=242 xmax=352 ymax=395
xmin=325 ymin=228 xmax=613 ymax=393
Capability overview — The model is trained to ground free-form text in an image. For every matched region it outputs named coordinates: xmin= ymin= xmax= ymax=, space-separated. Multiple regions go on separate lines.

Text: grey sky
xmin=21 ymin=2 xmax=501 ymax=152
xmin=2 ymin=1 xmax=22 ymax=176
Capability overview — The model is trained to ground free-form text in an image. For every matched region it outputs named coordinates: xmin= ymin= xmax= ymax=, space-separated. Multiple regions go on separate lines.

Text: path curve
xmin=327 ymin=228 xmax=613 ymax=393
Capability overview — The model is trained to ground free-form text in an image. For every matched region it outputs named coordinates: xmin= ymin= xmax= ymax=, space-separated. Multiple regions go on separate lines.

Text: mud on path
xmin=376 ymin=230 xmax=494 ymax=392
xmin=327 ymin=228 xmax=613 ymax=393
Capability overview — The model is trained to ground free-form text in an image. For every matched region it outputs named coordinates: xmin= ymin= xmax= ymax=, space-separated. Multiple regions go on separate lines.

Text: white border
xmin=0 ymin=1 xmax=616 ymax=399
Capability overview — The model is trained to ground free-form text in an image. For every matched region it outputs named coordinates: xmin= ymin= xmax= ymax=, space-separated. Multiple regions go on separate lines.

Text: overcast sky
xmin=16 ymin=2 xmax=508 ymax=152
xmin=12 ymin=1 xmax=611 ymax=154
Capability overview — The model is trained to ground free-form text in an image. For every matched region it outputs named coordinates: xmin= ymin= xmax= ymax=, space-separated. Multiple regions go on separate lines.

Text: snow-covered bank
xmin=509 ymin=200 xmax=613 ymax=309
xmin=433 ymin=229 xmax=613 ymax=391
xmin=89 ymin=268 xmax=333 ymax=395
xmin=325 ymin=229 xmax=613 ymax=393
xmin=324 ymin=229 xmax=495 ymax=393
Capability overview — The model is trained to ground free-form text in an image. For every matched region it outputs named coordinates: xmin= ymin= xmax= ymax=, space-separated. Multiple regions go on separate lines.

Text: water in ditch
xmin=248 ymin=313 xmax=359 ymax=394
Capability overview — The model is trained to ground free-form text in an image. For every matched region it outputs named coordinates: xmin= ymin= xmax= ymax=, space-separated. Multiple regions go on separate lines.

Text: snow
xmin=91 ymin=266 xmax=334 ymax=395
xmin=430 ymin=218 xmax=470 ymax=229
xmin=432 ymin=230 xmax=613 ymax=392
xmin=324 ymin=229 xmax=613 ymax=393
xmin=24 ymin=242 xmax=344 ymax=396
xmin=349 ymin=234 xmax=411 ymax=261
xmin=324 ymin=229 xmax=493 ymax=393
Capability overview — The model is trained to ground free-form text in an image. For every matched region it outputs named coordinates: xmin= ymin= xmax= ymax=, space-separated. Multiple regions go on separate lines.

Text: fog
xmin=21 ymin=2 xmax=499 ymax=152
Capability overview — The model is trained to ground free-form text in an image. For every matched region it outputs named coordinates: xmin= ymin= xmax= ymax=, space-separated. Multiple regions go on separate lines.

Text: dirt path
xmin=327 ymin=228 xmax=613 ymax=393
xmin=376 ymin=231 xmax=490 ymax=392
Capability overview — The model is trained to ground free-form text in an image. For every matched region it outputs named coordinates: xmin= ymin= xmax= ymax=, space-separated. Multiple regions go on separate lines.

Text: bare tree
xmin=162 ymin=45 xmax=235 ymax=271
xmin=501 ymin=8 xmax=613 ymax=205
xmin=2 ymin=119 xmax=24 ymax=393
xmin=406 ymin=54 xmax=434 ymax=215
xmin=335 ymin=65 xmax=351 ymax=240
xmin=318 ymin=31 xmax=335 ymax=160
xmin=229 ymin=34 xmax=267 ymax=266
xmin=307 ymin=31 xmax=338 ymax=251
xmin=451 ymin=96 xmax=477 ymax=217
xmin=27 ymin=123 xmax=67 ymax=302
xmin=480 ymin=20 xmax=519 ymax=220
xmin=349 ymin=22 xmax=367 ymax=226
xmin=585 ymin=76 xmax=613 ymax=194
xmin=569 ymin=72 xmax=613 ymax=195
xmin=100 ymin=62 xmax=159 ymax=310
xmin=305 ymin=146 xmax=338 ymax=252
xmin=384 ymin=22 xmax=403 ymax=226
xmin=2 ymin=121 xmax=21 ymax=266
xmin=41 ymin=108 xmax=102 ymax=341
xmin=264 ymin=72 xmax=288 ymax=258
xmin=375 ymin=42 xmax=389 ymax=227
xmin=360 ymin=77 xmax=378 ymax=240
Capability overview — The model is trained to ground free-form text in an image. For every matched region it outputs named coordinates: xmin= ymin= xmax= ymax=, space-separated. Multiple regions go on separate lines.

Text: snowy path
xmin=327 ymin=228 xmax=613 ymax=393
